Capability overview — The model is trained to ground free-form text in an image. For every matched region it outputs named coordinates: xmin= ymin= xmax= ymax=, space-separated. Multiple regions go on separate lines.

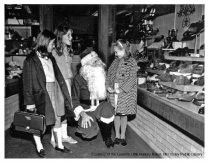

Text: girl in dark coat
xmin=106 ymin=39 xmax=138 ymax=146
xmin=23 ymin=30 xmax=73 ymax=158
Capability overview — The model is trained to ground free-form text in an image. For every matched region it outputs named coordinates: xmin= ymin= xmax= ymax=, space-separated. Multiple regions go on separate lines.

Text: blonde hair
xmin=113 ymin=39 xmax=131 ymax=60
xmin=35 ymin=29 xmax=56 ymax=53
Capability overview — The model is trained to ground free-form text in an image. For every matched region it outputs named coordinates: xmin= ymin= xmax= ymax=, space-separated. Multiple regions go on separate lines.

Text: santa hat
xmin=80 ymin=49 xmax=98 ymax=66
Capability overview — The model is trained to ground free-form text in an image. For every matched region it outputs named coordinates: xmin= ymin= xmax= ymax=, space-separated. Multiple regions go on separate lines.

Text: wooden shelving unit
xmin=159 ymin=81 xmax=204 ymax=92
xmin=164 ymin=52 xmax=204 ymax=62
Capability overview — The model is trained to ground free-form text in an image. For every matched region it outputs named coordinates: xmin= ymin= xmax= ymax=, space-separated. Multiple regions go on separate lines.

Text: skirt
xmin=46 ymin=82 xmax=60 ymax=122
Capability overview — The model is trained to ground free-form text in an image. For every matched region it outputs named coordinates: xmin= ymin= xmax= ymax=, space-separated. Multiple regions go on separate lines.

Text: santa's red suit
xmin=71 ymin=51 xmax=115 ymax=148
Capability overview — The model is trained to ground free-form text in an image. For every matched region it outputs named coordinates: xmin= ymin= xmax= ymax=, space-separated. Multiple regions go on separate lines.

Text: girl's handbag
xmin=12 ymin=108 xmax=46 ymax=135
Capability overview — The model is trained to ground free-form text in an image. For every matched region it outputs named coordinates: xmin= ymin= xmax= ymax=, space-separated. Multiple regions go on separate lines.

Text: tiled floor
xmin=5 ymin=122 xmax=160 ymax=158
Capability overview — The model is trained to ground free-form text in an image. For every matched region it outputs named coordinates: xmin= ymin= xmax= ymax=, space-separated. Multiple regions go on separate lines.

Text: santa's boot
xmin=53 ymin=127 xmax=72 ymax=153
xmin=100 ymin=122 xmax=114 ymax=148
xmin=61 ymin=123 xmax=78 ymax=144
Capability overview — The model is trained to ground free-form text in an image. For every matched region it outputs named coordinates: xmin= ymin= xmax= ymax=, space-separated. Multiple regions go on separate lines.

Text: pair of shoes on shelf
xmin=166 ymin=91 xmax=183 ymax=100
xmin=113 ymin=138 xmax=127 ymax=146
xmin=36 ymin=149 xmax=46 ymax=158
xmin=62 ymin=136 xmax=78 ymax=144
xmin=178 ymin=92 xmax=197 ymax=102
xmin=55 ymin=146 xmax=72 ymax=153
xmin=174 ymin=75 xmax=190 ymax=85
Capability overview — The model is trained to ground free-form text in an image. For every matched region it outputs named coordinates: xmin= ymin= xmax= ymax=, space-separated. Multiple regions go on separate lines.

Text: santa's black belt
xmin=80 ymin=99 xmax=105 ymax=106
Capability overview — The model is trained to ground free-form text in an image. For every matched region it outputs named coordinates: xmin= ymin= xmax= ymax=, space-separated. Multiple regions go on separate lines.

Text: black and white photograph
xmin=1 ymin=0 xmax=208 ymax=160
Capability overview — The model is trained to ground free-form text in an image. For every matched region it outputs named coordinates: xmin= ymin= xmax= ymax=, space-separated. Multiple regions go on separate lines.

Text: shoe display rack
xmin=159 ymin=82 xmax=204 ymax=92
xmin=137 ymin=87 xmax=204 ymax=142
xmin=146 ymin=69 xmax=165 ymax=75
xmin=163 ymin=26 xmax=204 ymax=62
xmin=164 ymin=52 xmax=204 ymax=62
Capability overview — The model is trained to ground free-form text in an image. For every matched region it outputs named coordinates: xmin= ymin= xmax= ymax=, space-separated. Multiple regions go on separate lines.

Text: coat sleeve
xmin=106 ymin=59 xmax=116 ymax=89
xmin=120 ymin=58 xmax=138 ymax=93
xmin=71 ymin=76 xmax=84 ymax=120
xmin=106 ymin=67 xmax=111 ymax=89
xmin=22 ymin=58 xmax=35 ymax=105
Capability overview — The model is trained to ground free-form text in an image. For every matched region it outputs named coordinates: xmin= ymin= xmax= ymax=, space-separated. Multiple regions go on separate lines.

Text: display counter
xmin=5 ymin=78 xmax=23 ymax=130
xmin=137 ymin=87 xmax=204 ymax=143
xmin=128 ymin=86 xmax=204 ymax=157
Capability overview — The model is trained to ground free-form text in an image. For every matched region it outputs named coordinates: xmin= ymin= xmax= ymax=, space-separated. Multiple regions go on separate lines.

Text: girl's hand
xmin=115 ymin=88 xmax=121 ymax=94
xmin=107 ymin=87 xmax=115 ymax=93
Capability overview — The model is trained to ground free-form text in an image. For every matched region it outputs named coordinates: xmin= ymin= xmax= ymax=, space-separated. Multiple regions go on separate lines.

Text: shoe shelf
xmin=164 ymin=52 xmax=204 ymax=62
xmin=146 ymin=68 xmax=165 ymax=75
xmin=137 ymin=87 xmax=204 ymax=142
xmin=182 ymin=29 xmax=204 ymax=42
xmin=162 ymin=48 xmax=176 ymax=51
xmin=159 ymin=81 xmax=204 ymax=92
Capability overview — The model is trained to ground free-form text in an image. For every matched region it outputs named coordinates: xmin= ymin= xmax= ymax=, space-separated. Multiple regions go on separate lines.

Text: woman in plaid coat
xmin=106 ymin=39 xmax=138 ymax=146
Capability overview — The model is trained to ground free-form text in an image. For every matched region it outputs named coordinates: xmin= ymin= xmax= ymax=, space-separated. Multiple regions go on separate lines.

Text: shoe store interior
xmin=5 ymin=4 xmax=204 ymax=158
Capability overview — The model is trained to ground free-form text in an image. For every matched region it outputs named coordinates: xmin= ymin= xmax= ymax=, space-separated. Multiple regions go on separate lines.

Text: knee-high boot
xmin=99 ymin=122 xmax=114 ymax=148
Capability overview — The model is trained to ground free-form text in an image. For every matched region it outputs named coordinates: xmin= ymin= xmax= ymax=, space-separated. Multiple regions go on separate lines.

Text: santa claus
xmin=71 ymin=50 xmax=115 ymax=148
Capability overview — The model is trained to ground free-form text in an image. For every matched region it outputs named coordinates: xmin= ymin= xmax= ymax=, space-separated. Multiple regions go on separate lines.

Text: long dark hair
xmin=54 ymin=23 xmax=73 ymax=56
xmin=113 ymin=39 xmax=132 ymax=61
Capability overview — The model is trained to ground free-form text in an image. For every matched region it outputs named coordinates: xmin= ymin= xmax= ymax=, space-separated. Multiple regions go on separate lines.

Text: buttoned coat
xmin=22 ymin=51 xmax=73 ymax=126
xmin=106 ymin=57 xmax=138 ymax=115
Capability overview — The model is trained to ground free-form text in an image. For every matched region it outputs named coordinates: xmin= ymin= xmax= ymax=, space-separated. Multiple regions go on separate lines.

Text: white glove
xmin=89 ymin=105 xmax=98 ymax=112
xmin=26 ymin=104 xmax=36 ymax=110
xmin=115 ymin=89 xmax=121 ymax=94
xmin=107 ymin=87 xmax=115 ymax=93
xmin=84 ymin=105 xmax=98 ymax=112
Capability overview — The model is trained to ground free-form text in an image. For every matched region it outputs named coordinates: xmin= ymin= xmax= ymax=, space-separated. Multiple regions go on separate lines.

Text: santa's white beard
xmin=80 ymin=65 xmax=107 ymax=100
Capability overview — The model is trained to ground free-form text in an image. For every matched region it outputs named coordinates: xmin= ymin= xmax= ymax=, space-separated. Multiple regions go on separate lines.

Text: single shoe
xmin=193 ymin=65 xmax=204 ymax=75
xmin=36 ymin=149 xmax=46 ymax=158
xmin=113 ymin=138 xmax=121 ymax=145
xmin=55 ymin=146 xmax=72 ymax=153
xmin=194 ymin=92 xmax=205 ymax=101
xmin=194 ymin=76 xmax=204 ymax=86
xmin=174 ymin=75 xmax=190 ymax=85
xmin=157 ymin=92 xmax=167 ymax=97
xmin=156 ymin=64 xmax=166 ymax=70
xmin=179 ymin=64 xmax=194 ymax=73
xmin=178 ymin=92 xmax=196 ymax=102
xmin=147 ymin=82 xmax=161 ymax=93
xmin=153 ymin=89 xmax=166 ymax=94
xmin=121 ymin=139 xmax=127 ymax=146
xmin=158 ymin=72 xmax=172 ymax=82
xmin=165 ymin=88 xmax=176 ymax=94
xmin=193 ymin=99 xmax=204 ymax=106
xmin=198 ymin=107 xmax=204 ymax=114
xmin=167 ymin=91 xmax=183 ymax=100
xmin=105 ymin=138 xmax=114 ymax=148
xmin=62 ymin=136 xmax=78 ymax=144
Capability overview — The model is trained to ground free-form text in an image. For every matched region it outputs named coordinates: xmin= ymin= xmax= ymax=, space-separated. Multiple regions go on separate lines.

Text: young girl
xmin=23 ymin=30 xmax=72 ymax=158
xmin=106 ymin=39 xmax=138 ymax=146
xmin=52 ymin=24 xmax=77 ymax=145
